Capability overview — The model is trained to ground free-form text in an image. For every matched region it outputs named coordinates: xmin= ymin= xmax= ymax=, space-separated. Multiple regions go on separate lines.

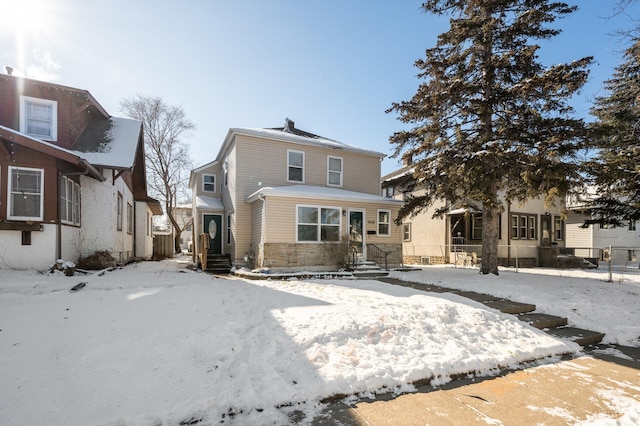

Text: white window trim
xmin=116 ymin=192 xmax=123 ymax=231
xmin=287 ymin=149 xmax=305 ymax=183
xmin=511 ymin=214 xmax=537 ymax=240
xmin=127 ymin=202 xmax=134 ymax=234
xmin=202 ymin=174 xmax=216 ymax=193
xmin=60 ymin=176 xmax=81 ymax=226
xmin=377 ymin=209 xmax=391 ymax=237
xmin=20 ymin=96 xmax=58 ymax=141
xmin=402 ymin=222 xmax=411 ymax=242
xmin=7 ymin=166 xmax=44 ymax=221
xmin=296 ymin=204 xmax=342 ymax=243
xmin=327 ymin=155 xmax=343 ymax=187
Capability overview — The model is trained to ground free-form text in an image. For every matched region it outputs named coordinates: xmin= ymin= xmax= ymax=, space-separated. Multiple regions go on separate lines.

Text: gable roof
xmin=1 ymin=74 xmax=110 ymax=119
xmin=0 ymin=125 xmax=105 ymax=181
xmin=71 ymin=117 xmax=143 ymax=169
xmin=213 ymin=119 xmax=386 ymax=163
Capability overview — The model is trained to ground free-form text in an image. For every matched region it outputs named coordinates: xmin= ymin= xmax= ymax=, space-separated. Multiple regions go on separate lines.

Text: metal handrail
xmin=366 ymin=243 xmax=390 ymax=270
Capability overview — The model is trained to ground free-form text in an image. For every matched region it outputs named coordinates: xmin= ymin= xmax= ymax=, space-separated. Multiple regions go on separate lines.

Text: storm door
xmin=203 ymin=214 xmax=222 ymax=255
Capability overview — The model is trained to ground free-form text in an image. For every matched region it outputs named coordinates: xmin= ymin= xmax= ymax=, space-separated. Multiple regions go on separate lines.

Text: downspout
xmin=259 ymin=194 xmax=266 ymax=269
xmin=57 ymin=164 xmax=106 ymax=262
xmin=507 ymin=200 xmax=511 ymax=266
xmin=56 ymin=172 xmax=62 ymax=262
xmin=133 ymin=202 xmax=137 ymax=258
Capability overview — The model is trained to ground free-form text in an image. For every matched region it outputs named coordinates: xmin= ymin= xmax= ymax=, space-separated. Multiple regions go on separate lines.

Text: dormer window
xmin=203 ymin=174 xmax=215 ymax=192
xmin=20 ymin=96 xmax=57 ymax=141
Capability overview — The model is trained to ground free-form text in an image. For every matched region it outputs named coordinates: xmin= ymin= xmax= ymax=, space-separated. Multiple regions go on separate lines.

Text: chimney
xmin=284 ymin=117 xmax=294 ymax=132
xmin=5 ymin=65 xmax=14 ymax=76
xmin=402 ymin=152 xmax=413 ymax=166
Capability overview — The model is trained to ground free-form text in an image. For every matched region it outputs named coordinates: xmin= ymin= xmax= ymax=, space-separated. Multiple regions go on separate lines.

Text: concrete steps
xmin=352 ymin=260 xmax=389 ymax=278
xmin=377 ymin=277 xmax=605 ymax=347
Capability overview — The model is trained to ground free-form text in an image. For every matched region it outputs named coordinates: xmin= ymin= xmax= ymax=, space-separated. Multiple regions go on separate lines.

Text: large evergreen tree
xmin=388 ymin=0 xmax=592 ymax=274
xmin=584 ymin=39 xmax=640 ymax=227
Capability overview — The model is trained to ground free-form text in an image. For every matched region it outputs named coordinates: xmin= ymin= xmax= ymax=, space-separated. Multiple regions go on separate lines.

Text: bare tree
xmin=120 ymin=95 xmax=195 ymax=253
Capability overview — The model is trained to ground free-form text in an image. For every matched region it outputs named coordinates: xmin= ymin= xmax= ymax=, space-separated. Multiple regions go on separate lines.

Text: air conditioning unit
xmin=421 ymin=256 xmax=431 ymax=265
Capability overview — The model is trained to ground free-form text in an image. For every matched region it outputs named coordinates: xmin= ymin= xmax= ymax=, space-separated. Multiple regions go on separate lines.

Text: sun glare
xmin=2 ymin=0 xmax=51 ymax=35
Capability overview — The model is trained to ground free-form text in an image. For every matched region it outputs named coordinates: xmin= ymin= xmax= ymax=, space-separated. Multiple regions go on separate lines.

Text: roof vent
xmin=284 ymin=117 xmax=294 ymax=132
xmin=5 ymin=65 xmax=14 ymax=76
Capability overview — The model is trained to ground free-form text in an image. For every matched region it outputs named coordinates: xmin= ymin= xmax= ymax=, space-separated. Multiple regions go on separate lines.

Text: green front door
xmin=203 ymin=214 xmax=222 ymax=255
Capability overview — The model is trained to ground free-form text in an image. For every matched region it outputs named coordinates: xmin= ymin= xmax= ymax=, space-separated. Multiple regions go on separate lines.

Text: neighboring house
xmin=382 ymin=159 xmax=567 ymax=267
xmin=189 ymin=118 xmax=403 ymax=272
xmin=0 ymin=71 xmax=162 ymax=269
xmin=565 ymin=196 xmax=640 ymax=265
xmin=172 ymin=203 xmax=193 ymax=251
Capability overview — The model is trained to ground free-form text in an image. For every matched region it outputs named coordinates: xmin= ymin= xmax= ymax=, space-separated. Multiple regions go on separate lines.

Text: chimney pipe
xmin=5 ymin=65 xmax=14 ymax=76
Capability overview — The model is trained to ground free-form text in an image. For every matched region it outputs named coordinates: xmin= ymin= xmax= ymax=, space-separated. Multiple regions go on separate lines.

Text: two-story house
xmin=189 ymin=119 xmax=403 ymax=273
xmin=0 ymin=70 xmax=161 ymax=269
xmin=382 ymin=158 xmax=567 ymax=267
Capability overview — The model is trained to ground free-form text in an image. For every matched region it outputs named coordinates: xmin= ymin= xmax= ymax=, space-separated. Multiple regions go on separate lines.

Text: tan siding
xmin=262 ymin=196 xmax=402 ymax=246
xmin=233 ymin=135 xmax=382 ymax=196
xmin=192 ymin=163 xmax=222 ymax=199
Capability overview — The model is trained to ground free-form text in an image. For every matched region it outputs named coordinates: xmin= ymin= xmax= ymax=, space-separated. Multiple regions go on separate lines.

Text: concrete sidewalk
xmin=315 ymin=355 xmax=640 ymax=425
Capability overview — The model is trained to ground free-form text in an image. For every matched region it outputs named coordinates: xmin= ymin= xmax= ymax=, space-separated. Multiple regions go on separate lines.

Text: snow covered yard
xmin=0 ymin=259 xmax=636 ymax=425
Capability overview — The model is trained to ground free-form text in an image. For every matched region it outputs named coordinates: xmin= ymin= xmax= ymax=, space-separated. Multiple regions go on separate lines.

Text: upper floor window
xmin=384 ymin=185 xmax=394 ymax=198
xmin=203 ymin=174 xmax=215 ymax=192
xmin=327 ymin=156 xmax=343 ymax=187
xmin=8 ymin=166 xmax=44 ymax=221
xmin=629 ymin=220 xmax=637 ymax=232
xmin=378 ymin=210 xmax=391 ymax=236
xmin=20 ymin=96 xmax=57 ymax=141
xmin=288 ymin=150 xmax=304 ymax=183
xmin=60 ymin=176 xmax=81 ymax=226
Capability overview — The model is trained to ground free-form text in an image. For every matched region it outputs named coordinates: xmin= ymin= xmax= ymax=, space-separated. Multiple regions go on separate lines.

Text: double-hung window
xmin=8 ymin=166 xmax=44 ymax=221
xmin=20 ymin=96 xmax=57 ymax=141
xmin=511 ymin=214 xmax=536 ymax=239
xmin=117 ymin=192 xmax=123 ymax=231
xmin=327 ymin=156 xmax=343 ymax=187
xmin=60 ymin=176 xmax=81 ymax=225
xmin=288 ymin=150 xmax=304 ymax=183
xmin=377 ymin=210 xmax=391 ymax=236
xmin=629 ymin=220 xmax=637 ymax=232
xmin=297 ymin=206 xmax=340 ymax=242
xmin=554 ymin=216 xmax=564 ymax=240
xmin=472 ymin=215 xmax=483 ymax=239
xmin=127 ymin=203 xmax=133 ymax=234
xmin=203 ymin=174 xmax=215 ymax=192
xmin=402 ymin=223 xmax=411 ymax=241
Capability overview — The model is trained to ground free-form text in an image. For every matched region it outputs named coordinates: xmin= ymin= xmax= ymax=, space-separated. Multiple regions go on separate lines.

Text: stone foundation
xmin=403 ymin=255 xmax=446 ymax=265
xmin=262 ymin=242 xmax=403 ymax=272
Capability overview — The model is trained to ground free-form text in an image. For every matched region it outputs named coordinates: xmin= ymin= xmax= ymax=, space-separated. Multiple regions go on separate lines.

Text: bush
xmin=76 ymin=251 xmax=116 ymax=270
xmin=322 ymin=235 xmax=354 ymax=270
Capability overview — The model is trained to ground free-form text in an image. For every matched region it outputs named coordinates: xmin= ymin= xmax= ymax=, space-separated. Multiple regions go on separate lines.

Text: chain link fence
xmin=402 ymin=244 xmax=640 ymax=282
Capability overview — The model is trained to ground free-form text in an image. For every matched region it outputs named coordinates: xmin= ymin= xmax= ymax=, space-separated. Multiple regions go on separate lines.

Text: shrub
xmin=76 ymin=251 xmax=116 ymax=270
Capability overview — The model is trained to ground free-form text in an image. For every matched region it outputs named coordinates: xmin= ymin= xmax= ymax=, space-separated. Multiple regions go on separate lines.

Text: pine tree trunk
xmin=480 ymin=204 xmax=500 ymax=275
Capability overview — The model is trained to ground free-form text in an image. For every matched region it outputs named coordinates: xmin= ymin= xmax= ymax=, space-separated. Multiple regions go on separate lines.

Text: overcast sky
xmin=1 ymin=1 xmax=638 ymax=175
